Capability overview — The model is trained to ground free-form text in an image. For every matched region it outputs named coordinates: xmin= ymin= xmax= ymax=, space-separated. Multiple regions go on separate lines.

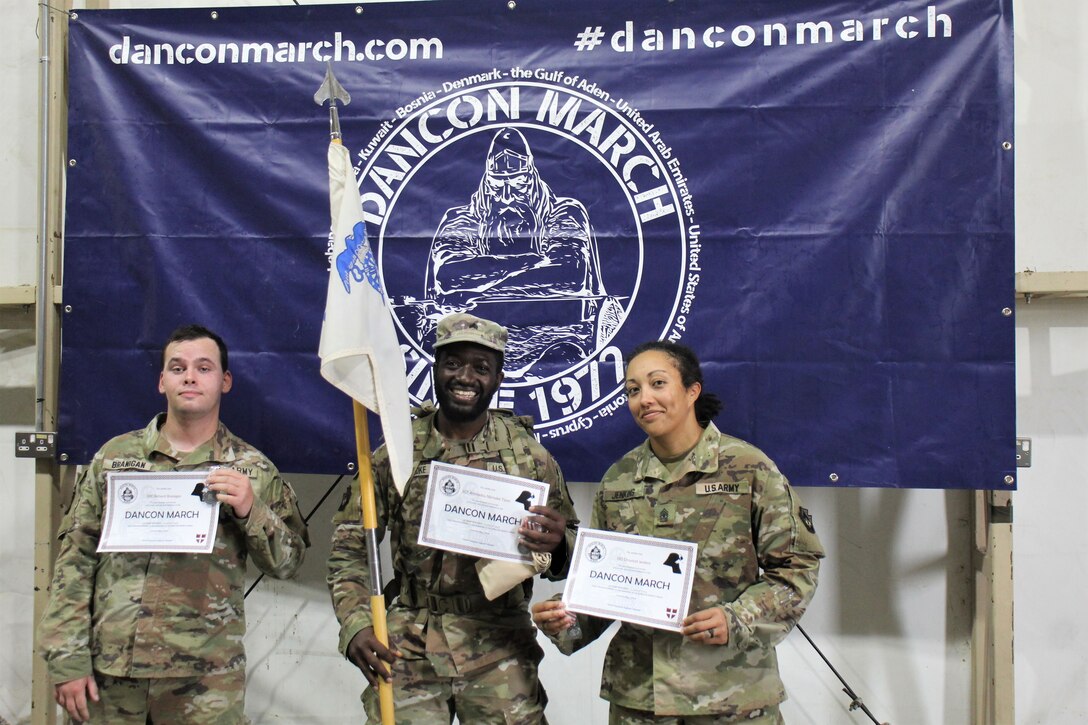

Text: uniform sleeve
xmin=720 ymin=466 xmax=825 ymax=653
xmin=540 ymin=486 xmax=613 ymax=655
xmin=326 ymin=448 xmax=392 ymax=656
xmin=539 ymin=449 xmax=580 ymax=580
xmin=242 ymin=468 xmax=309 ymax=580
xmin=36 ymin=457 xmax=106 ymax=683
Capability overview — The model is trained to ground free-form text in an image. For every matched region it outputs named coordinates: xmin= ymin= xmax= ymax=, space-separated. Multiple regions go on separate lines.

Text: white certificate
xmin=563 ymin=528 xmax=698 ymax=632
xmin=417 ymin=461 xmax=550 ymax=564
xmin=98 ymin=471 xmax=220 ymax=554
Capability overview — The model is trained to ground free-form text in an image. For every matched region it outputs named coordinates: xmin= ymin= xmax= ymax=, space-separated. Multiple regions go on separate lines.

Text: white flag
xmin=319 ymin=141 xmax=413 ymax=493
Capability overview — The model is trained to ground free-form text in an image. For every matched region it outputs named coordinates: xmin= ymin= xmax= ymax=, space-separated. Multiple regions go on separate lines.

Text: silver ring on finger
xmin=707 ymin=628 xmax=714 ymax=639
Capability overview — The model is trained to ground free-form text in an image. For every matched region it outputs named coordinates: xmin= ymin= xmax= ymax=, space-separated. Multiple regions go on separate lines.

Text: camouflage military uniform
xmin=555 ymin=423 xmax=823 ymax=721
xmin=327 ymin=404 xmax=579 ymax=724
xmin=37 ymin=414 xmax=309 ymax=721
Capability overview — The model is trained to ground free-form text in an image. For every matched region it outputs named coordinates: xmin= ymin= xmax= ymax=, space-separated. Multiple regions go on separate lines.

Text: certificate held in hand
xmin=418 ymin=461 xmax=550 ymax=565
xmin=98 ymin=471 xmax=221 ymax=554
xmin=563 ymin=528 xmax=698 ymax=632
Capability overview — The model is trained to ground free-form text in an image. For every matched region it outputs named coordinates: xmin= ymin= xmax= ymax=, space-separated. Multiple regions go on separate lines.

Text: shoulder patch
xmin=799 ymin=506 xmax=816 ymax=534
xmin=696 ymin=481 xmax=748 ymax=495
xmin=104 ymin=458 xmax=152 ymax=471
xmin=337 ymin=485 xmax=352 ymax=512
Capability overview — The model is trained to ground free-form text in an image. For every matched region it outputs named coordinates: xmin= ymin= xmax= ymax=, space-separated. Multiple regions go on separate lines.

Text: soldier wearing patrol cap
xmin=37 ymin=324 xmax=309 ymax=723
xmin=533 ymin=340 xmax=824 ymax=723
xmin=328 ymin=312 xmax=580 ymax=724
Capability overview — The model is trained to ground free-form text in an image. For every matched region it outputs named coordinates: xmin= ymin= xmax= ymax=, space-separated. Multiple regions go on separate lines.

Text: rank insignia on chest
xmin=656 ymin=504 xmax=675 ymax=526
xmin=486 ymin=462 xmax=506 ymax=473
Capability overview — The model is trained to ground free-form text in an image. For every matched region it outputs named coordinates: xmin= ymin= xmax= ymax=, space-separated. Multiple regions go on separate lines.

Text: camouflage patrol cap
xmin=434 ymin=313 xmax=507 ymax=354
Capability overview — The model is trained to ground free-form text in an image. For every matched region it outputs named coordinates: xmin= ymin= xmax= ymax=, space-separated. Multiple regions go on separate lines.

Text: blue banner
xmin=60 ymin=0 xmax=1015 ymax=488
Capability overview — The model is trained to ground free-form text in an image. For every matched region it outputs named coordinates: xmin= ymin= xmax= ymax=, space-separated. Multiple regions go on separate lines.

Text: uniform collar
xmin=144 ymin=413 xmax=239 ymax=465
xmin=633 ymin=422 xmax=722 ymax=483
xmin=418 ymin=409 xmax=496 ymax=459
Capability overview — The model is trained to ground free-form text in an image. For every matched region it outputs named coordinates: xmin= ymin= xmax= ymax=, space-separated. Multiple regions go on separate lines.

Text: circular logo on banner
xmin=354 ymin=72 xmax=701 ymax=443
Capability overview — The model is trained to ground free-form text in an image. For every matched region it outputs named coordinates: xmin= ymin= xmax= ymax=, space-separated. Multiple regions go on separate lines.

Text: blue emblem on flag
xmin=336 ymin=221 xmax=383 ymax=296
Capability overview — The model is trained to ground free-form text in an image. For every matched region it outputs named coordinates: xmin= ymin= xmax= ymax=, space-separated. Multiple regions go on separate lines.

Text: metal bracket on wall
xmin=1015 ymin=438 xmax=1031 ymax=468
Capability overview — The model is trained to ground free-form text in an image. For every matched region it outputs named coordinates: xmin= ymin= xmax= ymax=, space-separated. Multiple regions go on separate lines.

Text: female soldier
xmin=533 ymin=341 xmax=824 ymax=723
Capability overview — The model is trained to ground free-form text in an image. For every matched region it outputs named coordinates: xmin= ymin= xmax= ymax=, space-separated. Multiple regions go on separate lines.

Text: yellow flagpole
xmin=319 ymin=63 xmax=396 ymax=723
xmin=353 ymin=401 xmax=396 ymax=724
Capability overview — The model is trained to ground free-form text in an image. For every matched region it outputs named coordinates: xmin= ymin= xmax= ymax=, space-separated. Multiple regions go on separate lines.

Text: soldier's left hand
xmin=518 ymin=505 xmax=566 ymax=553
xmin=206 ymin=467 xmax=255 ymax=518
xmin=681 ymin=606 xmax=728 ymax=646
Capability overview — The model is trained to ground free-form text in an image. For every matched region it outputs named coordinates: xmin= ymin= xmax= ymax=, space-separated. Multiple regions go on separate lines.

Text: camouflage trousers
xmin=77 ymin=670 xmax=245 ymax=724
xmin=608 ymin=702 xmax=783 ymax=725
xmin=362 ymin=652 xmax=548 ymax=724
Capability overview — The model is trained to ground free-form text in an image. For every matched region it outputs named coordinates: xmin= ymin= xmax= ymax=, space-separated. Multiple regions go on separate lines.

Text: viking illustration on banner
xmin=413 ymin=126 xmax=623 ymax=376
xmin=356 ymin=76 xmax=695 ymax=439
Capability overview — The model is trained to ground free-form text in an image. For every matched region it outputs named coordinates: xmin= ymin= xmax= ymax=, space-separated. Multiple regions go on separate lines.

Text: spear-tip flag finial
xmin=314 ymin=62 xmax=351 ymax=139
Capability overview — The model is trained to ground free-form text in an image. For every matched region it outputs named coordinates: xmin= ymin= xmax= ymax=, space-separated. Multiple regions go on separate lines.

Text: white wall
xmin=1 ymin=0 xmax=1084 ymax=723
xmin=1013 ymin=302 xmax=1088 ymax=724
xmin=1011 ymin=3 xmax=1088 ymax=721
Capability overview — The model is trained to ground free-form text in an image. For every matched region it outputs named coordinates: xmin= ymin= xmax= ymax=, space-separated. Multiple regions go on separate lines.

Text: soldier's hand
xmin=55 ymin=675 xmax=99 ymax=722
xmin=532 ymin=599 xmax=575 ymax=636
xmin=681 ymin=606 xmax=728 ymax=646
xmin=346 ymin=627 xmax=401 ymax=686
xmin=518 ymin=505 xmax=566 ymax=553
xmin=206 ymin=467 xmax=255 ymax=518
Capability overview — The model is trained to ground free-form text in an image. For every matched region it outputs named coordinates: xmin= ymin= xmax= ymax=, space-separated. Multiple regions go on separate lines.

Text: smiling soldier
xmin=327 ymin=312 xmax=580 ymax=724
